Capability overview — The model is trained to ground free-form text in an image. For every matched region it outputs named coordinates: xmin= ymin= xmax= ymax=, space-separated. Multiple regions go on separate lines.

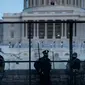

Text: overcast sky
xmin=0 ymin=0 xmax=23 ymax=19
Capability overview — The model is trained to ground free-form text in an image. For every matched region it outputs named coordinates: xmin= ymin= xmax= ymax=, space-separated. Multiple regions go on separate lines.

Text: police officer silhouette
xmin=66 ymin=52 xmax=80 ymax=72
xmin=34 ymin=50 xmax=51 ymax=85
xmin=66 ymin=52 xmax=80 ymax=85
xmin=71 ymin=52 xmax=80 ymax=71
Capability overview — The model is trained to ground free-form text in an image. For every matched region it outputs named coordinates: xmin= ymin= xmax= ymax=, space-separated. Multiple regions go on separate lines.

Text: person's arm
xmin=66 ymin=60 xmax=70 ymax=70
xmin=49 ymin=59 xmax=51 ymax=71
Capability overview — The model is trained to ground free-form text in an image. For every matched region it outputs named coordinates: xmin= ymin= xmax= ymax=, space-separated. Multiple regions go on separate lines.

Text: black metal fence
xmin=0 ymin=20 xmax=85 ymax=85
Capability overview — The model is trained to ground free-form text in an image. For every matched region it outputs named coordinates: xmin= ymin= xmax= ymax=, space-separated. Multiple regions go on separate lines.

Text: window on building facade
xmin=35 ymin=22 xmax=37 ymax=37
xmin=41 ymin=0 xmax=44 ymax=5
xmin=62 ymin=0 xmax=64 ymax=4
xmin=74 ymin=23 xmax=77 ymax=36
xmin=47 ymin=20 xmax=53 ymax=39
xmin=27 ymin=21 xmax=34 ymax=39
xmin=39 ymin=20 xmax=45 ymax=39
xmin=73 ymin=0 xmax=75 ymax=6
xmin=32 ymin=0 xmax=34 ymax=6
xmin=28 ymin=0 xmax=31 ymax=7
xmin=10 ymin=30 xmax=14 ymax=38
xmin=63 ymin=23 xmax=65 ymax=36
xmin=76 ymin=0 xmax=78 ymax=6
xmin=67 ymin=0 xmax=69 ymax=4
xmin=67 ymin=0 xmax=71 ymax=5
xmin=67 ymin=23 xmax=70 ymax=38
xmin=35 ymin=0 xmax=38 ymax=6
xmin=67 ymin=23 xmax=73 ymax=38
xmin=55 ymin=23 xmax=61 ymax=38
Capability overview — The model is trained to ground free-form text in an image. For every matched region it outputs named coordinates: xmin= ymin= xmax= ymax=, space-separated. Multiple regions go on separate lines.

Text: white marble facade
xmin=1 ymin=0 xmax=85 ymax=69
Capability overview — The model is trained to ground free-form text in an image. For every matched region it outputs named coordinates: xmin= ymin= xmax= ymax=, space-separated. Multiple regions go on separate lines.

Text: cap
xmin=42 ymin=50 xmax=49 ymax=54
xmin=72 ymin=52 xmax=77 ymax=57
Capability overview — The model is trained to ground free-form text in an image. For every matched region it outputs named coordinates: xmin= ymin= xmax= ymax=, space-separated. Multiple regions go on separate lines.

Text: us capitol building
xmin=1 ymin=0 xmax=85 ymax=69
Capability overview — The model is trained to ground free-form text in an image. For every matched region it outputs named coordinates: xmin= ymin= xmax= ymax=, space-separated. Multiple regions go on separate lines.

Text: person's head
xmin=72 ymin=52 xmax=77 ymax=59
xmin=42 ymin=50 xmax=49 ymax=57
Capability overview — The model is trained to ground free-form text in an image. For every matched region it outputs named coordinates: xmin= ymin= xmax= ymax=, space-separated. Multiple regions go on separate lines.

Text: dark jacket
xmin=0 ymin=55 xmax=5 ymax=72
xmin=34 ymin=56 xmax=51 ymax=74
xmin=66 ymin=58 xmax=80 ymax=71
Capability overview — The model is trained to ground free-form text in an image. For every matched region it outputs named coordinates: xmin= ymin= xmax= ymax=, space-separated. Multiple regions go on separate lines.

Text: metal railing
xmin=0 ymin=20 xmax=85 ymax=85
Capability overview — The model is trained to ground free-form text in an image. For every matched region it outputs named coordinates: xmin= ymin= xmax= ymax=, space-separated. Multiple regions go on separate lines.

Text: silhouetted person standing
xmin=0 ymin=55 xmax=5 ymax=72
xmin=34 ymin=50 xmax=51 ymax=85
xmin=0 ymin=55 xmax=5 ymax=84
xmin=66 ymin=52 xmax=80 ymax=72
xmin=66 ymin=52 xmax=80 ymax=85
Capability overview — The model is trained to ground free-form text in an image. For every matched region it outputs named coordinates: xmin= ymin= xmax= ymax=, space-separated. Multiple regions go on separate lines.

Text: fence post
xmin=28 ymin=21 xmax=32 ymax=85
xmin=69 ymin=20 xmax=73 ymax=85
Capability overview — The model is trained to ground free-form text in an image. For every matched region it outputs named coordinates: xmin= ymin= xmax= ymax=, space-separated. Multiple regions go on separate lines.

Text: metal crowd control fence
xmin=0 ymin=20 xmax=85 ymax=85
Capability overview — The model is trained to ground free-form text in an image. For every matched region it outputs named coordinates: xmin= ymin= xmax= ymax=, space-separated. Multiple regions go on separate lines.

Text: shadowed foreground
xmin=0 ymin=69 xmax=84 ymax=85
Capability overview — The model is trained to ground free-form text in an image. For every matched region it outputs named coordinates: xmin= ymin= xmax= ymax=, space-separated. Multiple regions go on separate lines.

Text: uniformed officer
xmin=34 ymin=50 xmax=51 ymax=85
xmin=66 ymin=52 xmax=81 ymax=85
xmin=66 ymin=52 xmax=80 ymax=72
xmin=71 ymin=52 xmax=80 ymax=71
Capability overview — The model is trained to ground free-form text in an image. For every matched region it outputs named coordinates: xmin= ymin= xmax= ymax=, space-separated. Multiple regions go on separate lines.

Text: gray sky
xmin=0 ymin=0 xmax=23 ymax=19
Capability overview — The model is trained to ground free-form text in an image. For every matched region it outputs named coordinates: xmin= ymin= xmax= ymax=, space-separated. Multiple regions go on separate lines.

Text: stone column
xmin=60 ymin=0 xmax=62 ymax=5
xmin=71 ymin=0 xmax=73 ymax=6
xmin=75 ymin=0 xmax=76 ymax=6
xmin=44 ymin=0 xmax=46 ymax=5
xmin=38 ymin=0 xmax=41 ymax=6
xmin=45 ymin=21 xmax=47 ymax=39
xmin=65 ymin=0 xmax=67 ymax=5
xmin=61 ymin=23 xmax=63 ymax=37
xmin=30 ymin=0 xmax=32 ymax=7
xmin=77 ymin=0 xmax=79 ymax=7
xmin=49 ymin=0 xmax=51 ymax=5
xmin=26 ymin=22 xmax=28 ymax=39
xmin=82 ymin=0 xmax=84 ymax=8
xmin=79 ymin=0 xmax=81 ymax=7
xmin=65 ymin=23 xmax=67 ymax=37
